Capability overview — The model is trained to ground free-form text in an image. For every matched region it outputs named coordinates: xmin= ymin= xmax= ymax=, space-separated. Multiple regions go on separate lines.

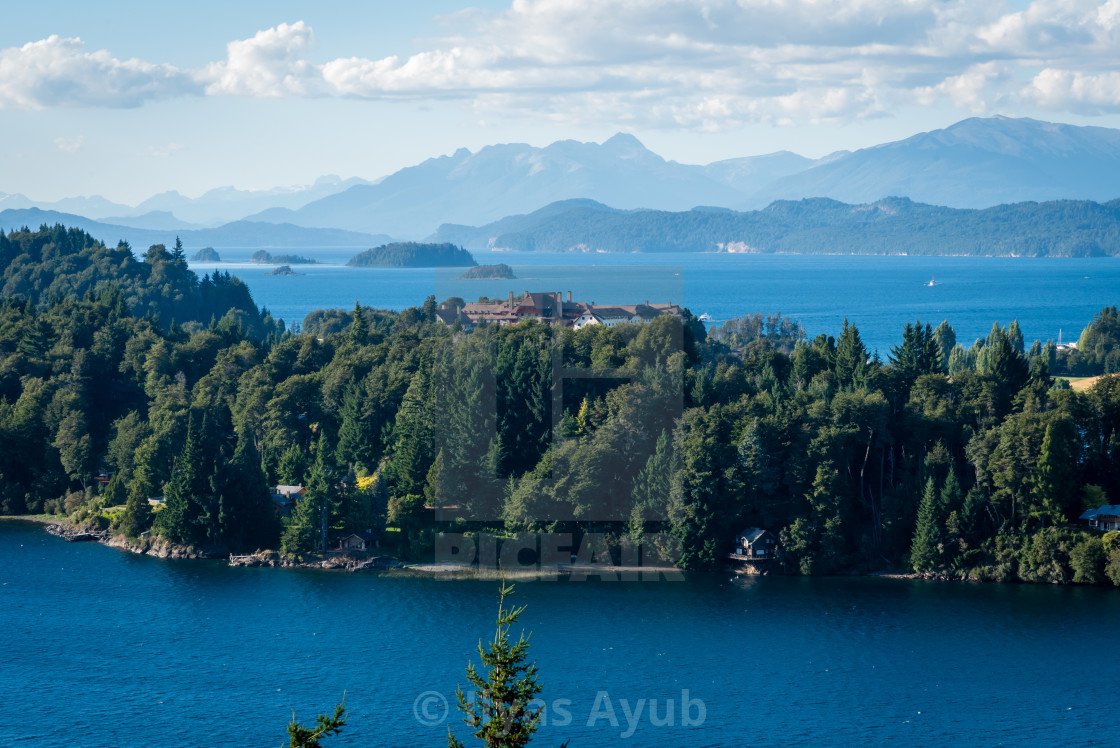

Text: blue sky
xmin=3 ymin=0 xmax=1119 ymax=204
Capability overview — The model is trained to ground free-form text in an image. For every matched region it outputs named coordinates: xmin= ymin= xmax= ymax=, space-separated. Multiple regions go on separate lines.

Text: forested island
xmin=190 ymin=247 xmax=221 ymax=262
xmin=456 ymin=263 xmax=516 ymax=280
xmin=2 ymin=224 xmax=1120 ymax=586
xmin=347 ymin=242 xmax=476 ymax=268
xmin=250 ymin=250 xmax=317 ymax=265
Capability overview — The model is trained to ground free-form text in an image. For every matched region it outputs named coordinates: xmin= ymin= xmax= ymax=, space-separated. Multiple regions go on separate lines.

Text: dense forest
xmin=347 ymin=242 xmax=476 ymax=268
xmin=432 ymin=196 xmax=1120 ymax=256
xmin=3 ymin=225 xmax=1120 ymax=586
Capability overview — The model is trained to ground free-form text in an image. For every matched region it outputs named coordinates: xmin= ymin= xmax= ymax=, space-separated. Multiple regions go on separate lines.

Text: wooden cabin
xmin=731 ymin=528 xmax=777 ymax=561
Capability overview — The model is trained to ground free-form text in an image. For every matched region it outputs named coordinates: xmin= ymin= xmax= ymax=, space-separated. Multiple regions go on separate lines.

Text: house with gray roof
xmin=730 ymin=527 xmax=778 ymax=561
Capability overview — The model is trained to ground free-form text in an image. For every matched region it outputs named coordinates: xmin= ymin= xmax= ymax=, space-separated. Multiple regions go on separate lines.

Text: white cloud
xmin=1025 ymin=68 xmax=1120 ymax=113
xmin=0 ymin=35 xmax=199 ymax=109
xmin=202 ymin=21 xmax=320 ymax=97
xmin=54 ymin=135 xmax=83 ymax=153
xmin=5 ymin=2 xmax=1120 ymax=127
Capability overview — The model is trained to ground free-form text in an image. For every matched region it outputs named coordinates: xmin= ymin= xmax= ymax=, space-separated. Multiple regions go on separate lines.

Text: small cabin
xmin=731 ymin=528 xmax=777 ymax=561
xmin=339 ymin=534 xmax=368 ymax=552
xmin=1080 ymin=505 xmax=1120 ymax=531
xmin=337 ymin=531 xmax=380 ymax=553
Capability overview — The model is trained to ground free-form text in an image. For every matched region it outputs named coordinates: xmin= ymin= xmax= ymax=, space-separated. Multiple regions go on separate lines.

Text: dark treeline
xmin=435 ymin=196 xmax=1120 ymax=257
xmin=2 ymin=225 xmax=1120 ymax=585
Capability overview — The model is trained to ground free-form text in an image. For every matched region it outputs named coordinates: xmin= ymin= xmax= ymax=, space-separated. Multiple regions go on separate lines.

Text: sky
xmin=4 ymin=0 xmax=1120 ymax=204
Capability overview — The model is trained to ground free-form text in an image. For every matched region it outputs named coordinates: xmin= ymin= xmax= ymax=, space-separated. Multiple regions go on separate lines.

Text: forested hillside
xmin=2 ymin=225 xmax=1120 ymax=585
xmin=433 ymin=197 xmax=1120 ymax=256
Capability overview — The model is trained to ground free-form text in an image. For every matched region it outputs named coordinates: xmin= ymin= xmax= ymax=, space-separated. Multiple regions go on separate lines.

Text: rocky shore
xmin=39 ymin=517 xmax=404 ymax=570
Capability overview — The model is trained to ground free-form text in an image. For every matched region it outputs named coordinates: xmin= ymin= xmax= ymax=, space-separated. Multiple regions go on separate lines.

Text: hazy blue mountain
xmin=431 ymin=196 xmax=1120 ymax=257
xmin=0 ymin=192 xmax=132 ymax=218
xmin=749 ymin=116 xmax=1120 ymax=208
xmin=132 ymin=175 xmax=373 ymax=225
xmin=0 ymin=176 xmax=371 ymax=228
xmin=99 ymin=211 xmax=204 ymax=231
xmin=704 ymin=151 xmax=817 ymax=193
xmin=0 ymin=208 xmax=393 ymax=252
xmin=252 ymin=134 xmax=747 ymax=238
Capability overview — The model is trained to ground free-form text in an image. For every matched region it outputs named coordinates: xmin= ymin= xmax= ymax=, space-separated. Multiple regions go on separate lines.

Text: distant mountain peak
xmin=602 ymin=132 xmax=645 ymax=149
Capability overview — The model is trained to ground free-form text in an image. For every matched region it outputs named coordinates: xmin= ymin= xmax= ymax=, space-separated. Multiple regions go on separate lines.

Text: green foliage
xmin=449 ymin=580 xmax=557 ymax=748
xmin=910 ymin=478 xmax=941 ymax=573
xmin=287 ymin=699 xmax=347 ymax=748
xmin=6 ymin=223 xmax=1120 ymax=586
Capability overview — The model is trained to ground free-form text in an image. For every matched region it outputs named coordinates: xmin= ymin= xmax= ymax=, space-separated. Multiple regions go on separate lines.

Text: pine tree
xmin=336 ymin=381 xmax=370 ymax=470
xmin=449 ymin=579 xmax=559 ymax=748
xmin=217 ymin=426 xmax=277 ymax=549
xmin=277 ymin=443 xmax=307 ymax=485
xmin=1031 ymin=421 xmax=1074 ymax=526
xmin=630 ymin=430 xmax=672 ymax=544
xmin=118 ymin=477 xmax=152 ymax=538
xmin=910 ymin=477 xmax=940 ymax=573
xmin=155 ymin=414 xmax=207 ymax=546
xmin=833 ymin=318 xmax=868 ymax=390
xmin=349 ymin=301 xmax=368 ymax=345
xmin=306 ymin=433 xmax=335 ymax=552
xmin=287 ymin=699 xmax=347 ymax=748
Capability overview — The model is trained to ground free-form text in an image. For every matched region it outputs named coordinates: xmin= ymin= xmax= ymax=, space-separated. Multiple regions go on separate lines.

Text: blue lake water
xmin=2 ymin=520 xmax=1117 ymax=747
xmin=193 ymin=250 xmax=1120 ymax=354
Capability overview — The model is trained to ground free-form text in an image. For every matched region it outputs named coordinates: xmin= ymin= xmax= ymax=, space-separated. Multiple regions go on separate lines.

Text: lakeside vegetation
xmin=2 ymin=224 xmax=1120 ymax=586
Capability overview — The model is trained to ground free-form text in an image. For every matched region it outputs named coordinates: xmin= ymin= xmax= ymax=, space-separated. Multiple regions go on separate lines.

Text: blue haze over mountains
xmin=4 ymin=116 xmax=1120 ymax=250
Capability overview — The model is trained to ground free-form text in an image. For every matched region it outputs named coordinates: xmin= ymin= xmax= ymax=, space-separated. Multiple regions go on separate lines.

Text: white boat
xmin=927 ymin=277 xmax=936 ymax=287
xmin=698 ymin=313 xmax=713 ymax=323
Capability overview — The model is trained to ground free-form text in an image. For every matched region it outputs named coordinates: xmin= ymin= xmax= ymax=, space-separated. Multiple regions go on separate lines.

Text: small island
xmin=190 ymin=247 xmax=221 ymax=262
xmin=250 ymin=250 xmax=318 ymax=265
xmin=347 ymin=242 xmax=476 ymax=268
xmin=267 ymin=265 xmax=303 ymax=276
xmin=456 ymin=263 xmax=516 ymax=280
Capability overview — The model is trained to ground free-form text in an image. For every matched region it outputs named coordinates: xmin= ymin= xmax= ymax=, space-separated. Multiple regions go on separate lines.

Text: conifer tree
xmin=117 ymin=476 xmax=152 ymax=538
xmin=348 ymin=301 xmax=368 ymax=345
xmin=156 ymin=414 xmax=207 ymax=546
xmin=910 ymin=477 xmax=941 ymax=572
xmin=833 ymin=318 xmax=868 ymax=390
xmin=217 ymin=426 xmax=277 ymax=549
xmin=277 ymin=443 xmax=307 ymax=485
xmin=449 ymin=579 xmax=561 ymax=748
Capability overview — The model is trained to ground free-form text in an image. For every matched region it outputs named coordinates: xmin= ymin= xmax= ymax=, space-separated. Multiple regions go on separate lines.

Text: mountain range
xmin=0 ymin=174 xmax=372 ymax=227
xmin=6 ymin=116 xmax=1120 ymax=243
xmin=0 ymin=208 xmax=391 ymax=250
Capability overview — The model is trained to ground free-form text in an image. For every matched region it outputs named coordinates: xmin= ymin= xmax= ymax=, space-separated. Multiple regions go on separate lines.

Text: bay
xmin=192 ymin=250 xmax=1120 ymax=354
xmin=2 ymin=520 xmax=1116 ymax=747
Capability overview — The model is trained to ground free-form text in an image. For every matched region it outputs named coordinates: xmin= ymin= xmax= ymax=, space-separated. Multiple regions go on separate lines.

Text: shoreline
xmin=1 ymin=517 xmax=1078 ymax=586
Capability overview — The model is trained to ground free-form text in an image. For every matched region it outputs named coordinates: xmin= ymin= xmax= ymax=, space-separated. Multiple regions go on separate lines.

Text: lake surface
xmin=192 ymin=250 xmax=1120 ymax=355
xmin=2 ymin=520 xmax=1117 ymax=747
